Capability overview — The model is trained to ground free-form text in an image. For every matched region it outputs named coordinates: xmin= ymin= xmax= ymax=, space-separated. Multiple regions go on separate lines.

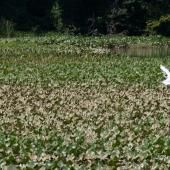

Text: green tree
xmin=51 ymin=1 xmax=63 ymax=31
xmin=106 ymin=0 xmax=147 ymax=35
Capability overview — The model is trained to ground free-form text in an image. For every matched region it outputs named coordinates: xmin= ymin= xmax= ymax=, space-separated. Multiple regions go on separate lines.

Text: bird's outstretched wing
xmin=160 ymin=65 xmax=170 ymax=78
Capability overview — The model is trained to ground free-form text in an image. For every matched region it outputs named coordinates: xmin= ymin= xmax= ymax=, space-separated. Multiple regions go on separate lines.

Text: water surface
xmin=114 ymin=46 xmax=170 ymax=57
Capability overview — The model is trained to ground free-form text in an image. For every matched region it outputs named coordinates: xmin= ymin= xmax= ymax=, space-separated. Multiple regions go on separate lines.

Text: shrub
xmin=146 ymin=15 xmax=170 ymax=36
xmin=158 ymin=15 xmax=170 ymax=36
xmin=0 ymin=18 xmax=15 ymax=37
xmin=146 ymin=20 xmax=159 ymax=35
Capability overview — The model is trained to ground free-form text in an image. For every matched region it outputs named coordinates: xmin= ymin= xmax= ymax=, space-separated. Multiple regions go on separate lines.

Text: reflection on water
xmin=114 ymin=47 xmax=170 ymax=57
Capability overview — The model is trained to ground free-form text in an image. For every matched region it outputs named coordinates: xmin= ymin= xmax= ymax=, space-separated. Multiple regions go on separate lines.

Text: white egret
xmin=160 ymin=65 xmax=170 ymax=86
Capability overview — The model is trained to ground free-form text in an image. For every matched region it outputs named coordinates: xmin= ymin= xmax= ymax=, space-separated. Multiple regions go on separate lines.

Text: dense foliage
xmin=0 ymin=35 xmax=170 ymax=169
xmin=0 ymin=0 xmax=170 ymax=36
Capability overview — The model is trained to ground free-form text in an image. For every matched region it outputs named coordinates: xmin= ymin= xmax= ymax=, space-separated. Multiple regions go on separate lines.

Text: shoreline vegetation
xmin=0 ymin=33 xmax=170 ymax=49
xmin=0 ymin=34 xmax=170 ymax=87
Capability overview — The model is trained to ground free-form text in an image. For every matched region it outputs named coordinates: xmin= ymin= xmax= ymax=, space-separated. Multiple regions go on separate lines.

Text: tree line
xmin=0 ymin=0 xmax=170 ymax=36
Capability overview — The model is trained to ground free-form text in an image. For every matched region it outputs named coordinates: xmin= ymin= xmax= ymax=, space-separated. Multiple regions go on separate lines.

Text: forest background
xmin=0 ymin=0 xmax=170 ymax=37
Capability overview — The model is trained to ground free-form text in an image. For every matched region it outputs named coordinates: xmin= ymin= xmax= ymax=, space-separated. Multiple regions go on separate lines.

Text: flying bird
xmin=160 ymin=65 xmax=170 ymax=86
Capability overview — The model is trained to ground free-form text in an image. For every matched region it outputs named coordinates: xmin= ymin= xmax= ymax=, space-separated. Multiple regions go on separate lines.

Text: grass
xmin=0 ymin=34 xmax=170 ymax=169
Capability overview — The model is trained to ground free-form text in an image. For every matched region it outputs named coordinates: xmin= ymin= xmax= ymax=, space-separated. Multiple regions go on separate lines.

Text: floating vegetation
xmin=0 ymin=34 xmax=170 ymax=169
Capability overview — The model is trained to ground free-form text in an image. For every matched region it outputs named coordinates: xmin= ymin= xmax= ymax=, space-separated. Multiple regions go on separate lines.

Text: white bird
xmin=160 ymin=65 xmax=170 ymax=85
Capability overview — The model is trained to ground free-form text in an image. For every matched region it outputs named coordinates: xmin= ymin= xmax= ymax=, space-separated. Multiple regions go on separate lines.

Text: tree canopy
xmin=0 ymin=0 xmax=170 ymax=36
